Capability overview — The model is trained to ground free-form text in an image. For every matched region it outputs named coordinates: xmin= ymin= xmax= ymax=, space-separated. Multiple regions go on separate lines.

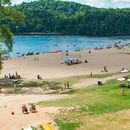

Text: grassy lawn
xmin=38 ymin=79 xmax=130 ymax=130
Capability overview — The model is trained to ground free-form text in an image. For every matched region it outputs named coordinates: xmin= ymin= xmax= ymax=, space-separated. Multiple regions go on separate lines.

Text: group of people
xmin=34 ymin=57 xmax=39 ymax=61
xmin=21 ymin=52 xmax=40 ymax=57
xmin=62 ymin=81 xmax=70 ymax=90
xmin=4 ymin=72 xmax=21 ymax=79
xmin=114 ymin=42 xmax=129 ymax=49
xmin=101 ymin=66 xmax=108 ymax=72
xmin=22 ymin=104 xmax=37 ymax=114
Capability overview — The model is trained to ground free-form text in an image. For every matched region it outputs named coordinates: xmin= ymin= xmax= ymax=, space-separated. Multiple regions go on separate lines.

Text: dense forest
xmin=9 ymin=0 xmax=130 ymax=35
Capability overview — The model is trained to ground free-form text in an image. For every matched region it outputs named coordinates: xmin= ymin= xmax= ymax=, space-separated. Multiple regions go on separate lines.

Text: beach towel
xmin=42 ymin=123 xmax=54 ymax=130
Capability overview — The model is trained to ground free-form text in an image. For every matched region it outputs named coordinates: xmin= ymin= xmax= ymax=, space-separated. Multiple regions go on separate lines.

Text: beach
xmin=1 ymin=47 xmax=130 ymax=80
xmin=0 ymin=94 xmax=67 ymax=130
xmin=0 ymin=47 xmax=130 ymax=129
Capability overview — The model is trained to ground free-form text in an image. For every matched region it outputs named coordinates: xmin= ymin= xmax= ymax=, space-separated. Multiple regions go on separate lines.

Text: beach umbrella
xmin=127 ymin=79 xmax=130 ymax=87
xmin=117 ymin=78 xmax=126 ymax=81
xmin=117 ymin=78 xmax=126 ymax=87
xmin=127 ymin=79 xmax=130 ymax=82
xmin=121 ymin=69 xmax=129 ymax=73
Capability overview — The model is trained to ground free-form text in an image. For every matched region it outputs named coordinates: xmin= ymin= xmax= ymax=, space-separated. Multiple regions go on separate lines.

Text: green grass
xmin=38 ymin=80 xmax=120 ymax=107
xmin=56 ymin=119 xmax=79 ymax=130
xmin=38 ymin=79 xmax=130 ymax=130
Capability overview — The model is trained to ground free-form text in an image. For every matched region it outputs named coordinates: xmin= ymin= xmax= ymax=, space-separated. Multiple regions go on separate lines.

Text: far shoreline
xmin=14 ymin=32 xmax=130 ymax=37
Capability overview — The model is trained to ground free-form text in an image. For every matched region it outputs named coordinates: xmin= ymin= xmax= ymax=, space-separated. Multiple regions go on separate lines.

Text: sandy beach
xmin=0 ymin=94 xmax=68 ymax=130
xmin=1 ymin=47 xmax=130 ymax=80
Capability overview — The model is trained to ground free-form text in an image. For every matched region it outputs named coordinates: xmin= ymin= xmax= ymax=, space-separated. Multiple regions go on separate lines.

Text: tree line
xmin=10 ymin=0 xmax=130 ymax=35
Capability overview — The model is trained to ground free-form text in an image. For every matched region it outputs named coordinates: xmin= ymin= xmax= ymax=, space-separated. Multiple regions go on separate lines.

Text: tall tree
xmin=12 ymin=0 xmax=130 ymax=36
xmin=0 ymin=0 xmax=24 ymax=71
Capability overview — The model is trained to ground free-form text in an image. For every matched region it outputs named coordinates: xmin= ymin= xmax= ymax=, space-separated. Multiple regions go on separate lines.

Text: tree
xmin=10 ymin=0 xmax=130 ymax=35
xmin=0 ymin=0 xmax=24 ymax=71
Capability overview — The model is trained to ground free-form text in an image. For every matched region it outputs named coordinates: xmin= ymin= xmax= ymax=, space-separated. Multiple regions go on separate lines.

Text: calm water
xmin=10 ymin=35 xmax=130 ymax=55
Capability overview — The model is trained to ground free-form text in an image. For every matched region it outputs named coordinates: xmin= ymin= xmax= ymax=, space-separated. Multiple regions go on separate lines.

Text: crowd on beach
xmin=4 ymin=73 xmax=43 ymax=80
xmin=4 ymin=72 xmax=21 ymax=79
xmin=95 ymin=42 xmax=129 ymax=50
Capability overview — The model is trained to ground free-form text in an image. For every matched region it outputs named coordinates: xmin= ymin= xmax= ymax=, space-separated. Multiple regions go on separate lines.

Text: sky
xmin=11 ymin=0 xmax=130 ymax=8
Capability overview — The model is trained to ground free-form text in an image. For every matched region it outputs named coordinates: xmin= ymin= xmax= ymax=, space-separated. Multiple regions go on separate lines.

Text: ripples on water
xmin=10 ymin=35 xmax=130 ymax=56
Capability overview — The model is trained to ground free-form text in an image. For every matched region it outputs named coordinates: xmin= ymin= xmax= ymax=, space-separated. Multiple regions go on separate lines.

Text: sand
xmin=0 ymin=94 xmax=67 ymax=130
xmin=1 ymin=47 xmax=130 ymax=79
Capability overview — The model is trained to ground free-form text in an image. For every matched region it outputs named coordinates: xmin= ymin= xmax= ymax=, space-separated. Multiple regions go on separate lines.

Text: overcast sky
xmin=11 ymin=0 xmax=130 ymax=8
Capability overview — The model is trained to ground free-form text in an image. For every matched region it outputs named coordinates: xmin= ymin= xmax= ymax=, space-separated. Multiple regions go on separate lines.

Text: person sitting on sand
xmin=85 ymin=60 xmax=88 ymax=63
xmin=12 ymin=74 xmax=16 ymax=79
xmin=22 ymin=104 xmax=28 ymax=114
xmin=4 ymin=74 xmax=8 ymax=79
xmin=102 ymin=66 xmax=108 ymax=72
xmin=30 ymin=104 xmax=37 ymax=113
xmin=9 ymin=73 xmax=11 ymax=79
xmin=37 ymin=75 xmax=42 ymax=80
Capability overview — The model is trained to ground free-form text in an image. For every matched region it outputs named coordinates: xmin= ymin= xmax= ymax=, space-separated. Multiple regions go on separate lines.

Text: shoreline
xmin=14 ymin=32 xmax=130 ymax=37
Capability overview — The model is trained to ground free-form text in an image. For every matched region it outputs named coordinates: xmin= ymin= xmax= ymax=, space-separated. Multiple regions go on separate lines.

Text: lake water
xmin=10 ymin=35 xmax=130 ymax=55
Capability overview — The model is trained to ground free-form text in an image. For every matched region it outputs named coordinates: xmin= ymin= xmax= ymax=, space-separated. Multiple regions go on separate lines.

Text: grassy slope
xmin=38 ymin=79 xmax=130 ymax=130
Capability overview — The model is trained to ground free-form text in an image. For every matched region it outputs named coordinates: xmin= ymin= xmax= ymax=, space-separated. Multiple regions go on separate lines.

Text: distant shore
xmin=15 ymin=32 xmax=130 ymax=37
xmin=15 ymin=32 xmax=63 ymax=35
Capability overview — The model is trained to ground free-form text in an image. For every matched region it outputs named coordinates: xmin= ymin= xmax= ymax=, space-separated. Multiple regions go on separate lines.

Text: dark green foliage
xmin=0 ymin=0 xmax=24 ymax=71
xmin=10 ymin=0 xmax=130 ymax=35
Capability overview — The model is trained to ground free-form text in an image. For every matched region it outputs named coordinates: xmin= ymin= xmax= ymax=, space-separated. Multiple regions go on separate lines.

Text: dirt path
xmin=72 ymin=72 xmax=130 ymax=89
xmin=0 ymin=94 xmax=67 ymax=130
